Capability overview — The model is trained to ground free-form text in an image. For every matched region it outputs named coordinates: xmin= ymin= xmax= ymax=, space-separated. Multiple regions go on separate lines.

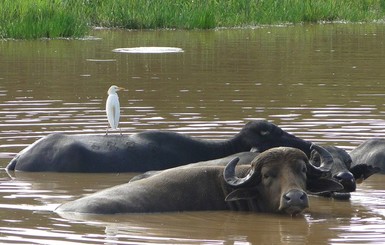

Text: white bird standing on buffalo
xmin=106 ymin=85 xmax=125 ymax=135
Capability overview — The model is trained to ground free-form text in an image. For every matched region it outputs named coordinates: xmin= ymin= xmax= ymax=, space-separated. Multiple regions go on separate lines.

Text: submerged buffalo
xmin=55 ymin=146 xmax=343 ymax=215
xmin=350 ymin=138 xmax=385 ymax=174
xmin=309 ymin=145 xmax=379 ymax=199
xmin=7 ymin=120 xmax=312 ymax=173
xmin=131 ymin=145 xmax=379 ymax=200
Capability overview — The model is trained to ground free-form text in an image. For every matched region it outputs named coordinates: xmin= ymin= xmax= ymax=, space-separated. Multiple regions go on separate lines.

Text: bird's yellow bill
xmin=117 ymin=87 xmax=125 ymax=91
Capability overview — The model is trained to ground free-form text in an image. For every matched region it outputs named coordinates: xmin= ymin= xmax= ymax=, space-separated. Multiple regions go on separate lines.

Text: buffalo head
xmin=310 ymin=145 xmax=379 ymax=199
xmin=223 ymin=145 xmax=343 ymax=215
xmin=236 ymin=121 xmax=313 ymax=154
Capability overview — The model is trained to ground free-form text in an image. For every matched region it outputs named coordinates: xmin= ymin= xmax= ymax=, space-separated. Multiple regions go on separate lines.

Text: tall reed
xmin=0 ymin=0 xmax=89 ymax=39
xmin=88 ymin=0 xmax=385 ymax=28
xmin=1 ymin=0 xmax=385 ymax=39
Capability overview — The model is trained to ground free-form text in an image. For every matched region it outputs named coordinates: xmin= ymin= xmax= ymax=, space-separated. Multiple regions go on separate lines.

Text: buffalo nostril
xmin=334 ymin=171 xmax=356 ymax=192
xmin=335 ymin=171 xmax=354 ymax=181
xmin=283 ymin=190 xmax=309 ymax=206
xmin=283 ymin=194 xmax=291 ymax=201
xmin=300 ymin=193 xmax=306 ymax=201
xmin=281 ymin=190 xmax=309 ymax=215
xmin=280 ymin=190 xmax=309 ymax=215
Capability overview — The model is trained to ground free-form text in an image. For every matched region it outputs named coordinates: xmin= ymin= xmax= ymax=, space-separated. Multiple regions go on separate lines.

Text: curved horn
xmin=223 ymin=157 xmax=256 ymax=187
xmin=307 ymin=144 xmax=334 ymax=178
xmin=310 ymin=144 xmax=334 ymax=172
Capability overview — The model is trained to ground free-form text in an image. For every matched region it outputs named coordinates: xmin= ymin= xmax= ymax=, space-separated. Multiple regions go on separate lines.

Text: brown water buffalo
xmin=55 ymin=146 xmax=343 ymax=215
xmin=131 ymin=145 xmax=379 ymax=200
xmin=7 ymin=120 xmax=313 ymax=173
xmin=350 ymin=138 xmax=385 ymax=174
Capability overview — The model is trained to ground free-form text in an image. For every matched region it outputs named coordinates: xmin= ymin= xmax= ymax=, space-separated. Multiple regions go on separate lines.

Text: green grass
xmin=1 ymin=0 xmax=385 ymax=39
xmin=0 ymin=0 xmax=89 ymax=39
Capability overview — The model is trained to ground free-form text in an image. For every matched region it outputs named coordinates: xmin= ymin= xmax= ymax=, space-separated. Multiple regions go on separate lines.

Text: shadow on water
xmin=1 ymin=23 xmax=385 ymax=243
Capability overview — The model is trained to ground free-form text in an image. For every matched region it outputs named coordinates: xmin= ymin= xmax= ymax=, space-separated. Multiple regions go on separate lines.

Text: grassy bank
xmin=1 ymin=0 xmax=385 ymax=39
xmin=0 ymin=1 xmax=89 ymax=39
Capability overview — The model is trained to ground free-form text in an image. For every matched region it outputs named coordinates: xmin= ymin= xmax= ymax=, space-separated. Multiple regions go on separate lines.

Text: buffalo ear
xmin=307 ymin=178 xmax=343 ymax=194
xmin=349 ymin=164 xmax=380 ymax=182
xmin=225 ymin=188 xmax=258 ymax=202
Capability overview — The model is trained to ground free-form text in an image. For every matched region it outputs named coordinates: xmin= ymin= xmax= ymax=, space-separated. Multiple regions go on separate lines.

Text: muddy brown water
xmin=1 ymin=23 xmax=385 ymax=244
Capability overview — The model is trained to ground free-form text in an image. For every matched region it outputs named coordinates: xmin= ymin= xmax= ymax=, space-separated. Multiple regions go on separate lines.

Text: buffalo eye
xmin=263 ymin=171 xmax=276 ymax=180
xmin=345 ymin=158 xmax=352 ymax=168
xmin=260 ymin=130 xmax=270 ymax=136
xmin=302 ymin=166 xmax=307 ymax=174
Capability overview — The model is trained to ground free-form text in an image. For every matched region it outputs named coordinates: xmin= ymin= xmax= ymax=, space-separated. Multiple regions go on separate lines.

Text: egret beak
xmin=117 ymin=87 xmax=125 ymax=91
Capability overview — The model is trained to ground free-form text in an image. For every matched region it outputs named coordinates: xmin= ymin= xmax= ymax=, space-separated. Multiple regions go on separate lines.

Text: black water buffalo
xmin=350 ymin=138 xmax=385 ymax=174
xmin=55 ymin=146 xmax=343 ymax=215
xmin=7 ymin=120 xmax=313 ymax=173
xmin=131 ymin=145 xmax=379 ymax=200
xmin=310 ymin=145 xmax=379 ymax=199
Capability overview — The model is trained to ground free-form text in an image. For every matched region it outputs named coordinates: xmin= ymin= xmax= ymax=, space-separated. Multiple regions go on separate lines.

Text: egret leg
xmin=119 ymin=128 xmax=122 ymax=136
xmin=105 ymin=127 xmax=109 ymax=136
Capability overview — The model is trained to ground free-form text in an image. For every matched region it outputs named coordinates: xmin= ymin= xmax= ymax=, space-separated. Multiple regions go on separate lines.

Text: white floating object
xmin=86 ymin=59 xmax=116 ymax=62
xmin=112 ymin=47 xmax=184 ymax=54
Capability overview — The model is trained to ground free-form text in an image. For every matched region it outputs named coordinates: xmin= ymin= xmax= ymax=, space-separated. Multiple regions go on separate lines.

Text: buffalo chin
xmin=281 ymin=206 xmax=307 ymax=216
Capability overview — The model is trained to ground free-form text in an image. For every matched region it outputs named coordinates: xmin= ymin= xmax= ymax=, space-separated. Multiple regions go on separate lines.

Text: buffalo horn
xmin=308 ymin=144 xmax=334 ymax=176
xmin=224 ymin=157 xmax=256 ymax=187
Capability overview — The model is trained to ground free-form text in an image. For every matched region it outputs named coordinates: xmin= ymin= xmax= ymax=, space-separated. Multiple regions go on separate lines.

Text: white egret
xmin=106 ymin=85 xmax=125 ymax=135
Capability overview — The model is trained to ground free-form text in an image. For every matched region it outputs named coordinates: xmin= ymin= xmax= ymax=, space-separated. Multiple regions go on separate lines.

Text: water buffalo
xmin=6 ymin=120 xmax=313 ymax=173
xmin=350 ymin=138 xmax=385 ymax=174
xmin=131 ymin=145 xmax=379 ymax=200
xmin=55 ymin=146 xmax=343 ymax=215
xmin=310 ymin=145 xmax=379 ymax=199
